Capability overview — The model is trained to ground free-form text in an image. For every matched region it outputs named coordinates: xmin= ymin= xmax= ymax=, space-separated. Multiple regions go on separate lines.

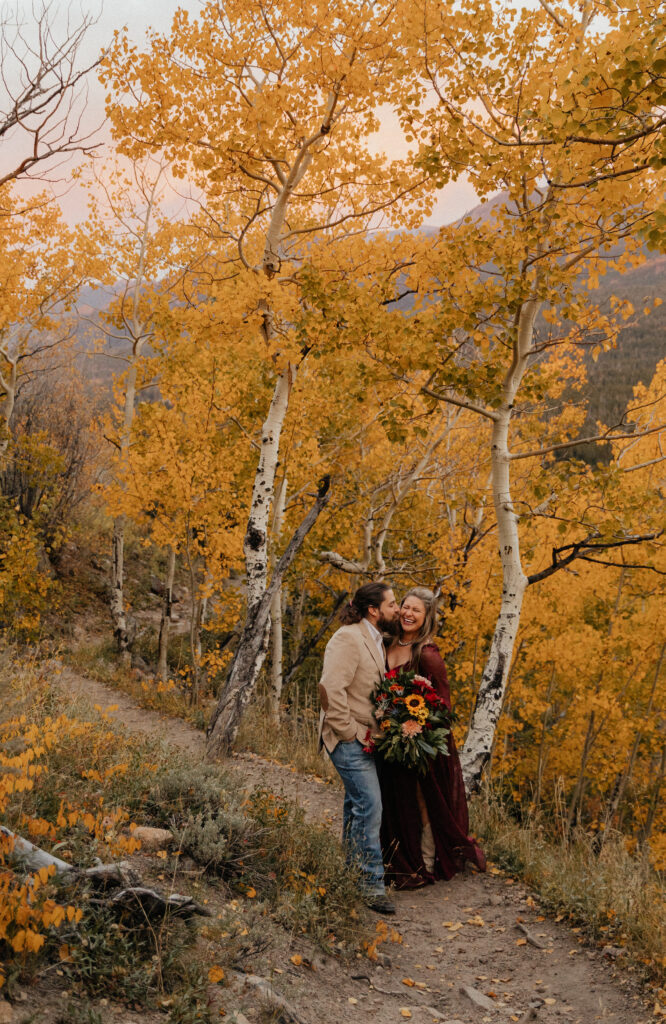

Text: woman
xmin=377 ymin=586 xmax=486 ymax=889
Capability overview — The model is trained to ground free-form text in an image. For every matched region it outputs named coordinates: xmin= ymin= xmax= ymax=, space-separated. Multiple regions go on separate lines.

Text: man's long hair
xmin=339 ymin=581 xmax=390 ymax=624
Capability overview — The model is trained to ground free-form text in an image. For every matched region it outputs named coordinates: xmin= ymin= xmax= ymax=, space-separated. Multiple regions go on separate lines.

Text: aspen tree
xmin=0 ymin=195 xmax=78 ymax=461
xmin=102 ymin=0 xmax=434 ymax=753
xmin=82 ymin=161 xmax=189 ymax=658
xmin=392 ymin=0 xmax=666 ymax=791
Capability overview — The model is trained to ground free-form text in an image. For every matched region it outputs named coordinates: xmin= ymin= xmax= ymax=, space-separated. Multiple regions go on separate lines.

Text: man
xmin=318 ymin=581 xmax=399 ymax=915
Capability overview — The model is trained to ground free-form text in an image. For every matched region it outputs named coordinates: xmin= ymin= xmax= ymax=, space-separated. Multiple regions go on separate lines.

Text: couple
xmin=318 ymin=581 xmax=485 ymax=915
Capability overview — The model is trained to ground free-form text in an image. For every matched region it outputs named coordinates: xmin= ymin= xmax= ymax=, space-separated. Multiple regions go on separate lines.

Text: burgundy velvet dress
xmin=377 ymin=642 xmax=486 ymax=890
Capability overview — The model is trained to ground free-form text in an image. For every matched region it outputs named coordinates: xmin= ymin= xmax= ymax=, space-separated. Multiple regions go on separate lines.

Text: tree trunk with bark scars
xmin=156 ymin=545 xmax=176 ymax=681
xmin=0 ymin=353 xmax=17 ymax=459
xmin=460 ymin=295 xmax=540 ymax=793
xmin=206 ymin=477 xmax=330 ymax=758
xmin=206 ymin=101 xmax=345 ymax=752
xmin=110 ymin=358 xmax=138 ymax=661
xmin=268 ymin=474 xmax=287 ymax=725
xmin=107 ymin=169 xmax=162 ymax=659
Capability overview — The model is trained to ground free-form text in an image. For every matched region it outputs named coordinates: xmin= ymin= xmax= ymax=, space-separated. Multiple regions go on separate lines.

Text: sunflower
xmin=404 ymin=694 xmax=426 ymax=717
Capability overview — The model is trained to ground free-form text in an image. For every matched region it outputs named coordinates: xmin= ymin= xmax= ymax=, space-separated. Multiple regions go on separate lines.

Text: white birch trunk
xmin=460 ymin=296 xmax=539 ymax=792
xmin=110 ymin=359 xmax=138 ymax=660
xmin=107 ymin=168 xmax=162 ymax=659
xmin=268 ymin=588 xmax=284 ymax=721
xmin=244 ymin=366 xmax=294 ymax=607
xmin=0 ymin=352 xmax=17 ymax=459
xmin=268 ymin=474 xmax=287 ymax=724
xmin=206 ymin=478 xmax=331 ymax=758
xmin=156 ymin=545 xmax=176 ymax=681
xmin=205 ymin=372 xmax=293 ymax=750
xmin=205 ymin=112 xmax=340 ymax=753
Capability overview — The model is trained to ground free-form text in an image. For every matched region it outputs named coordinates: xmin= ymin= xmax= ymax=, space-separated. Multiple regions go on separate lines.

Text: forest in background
xmin=1 ymin=0 xmax=665 ymax=1008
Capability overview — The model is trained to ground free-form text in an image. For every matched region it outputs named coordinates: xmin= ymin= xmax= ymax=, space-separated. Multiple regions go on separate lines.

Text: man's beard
xmin=379 ymin=614 xmax=399 ymax=636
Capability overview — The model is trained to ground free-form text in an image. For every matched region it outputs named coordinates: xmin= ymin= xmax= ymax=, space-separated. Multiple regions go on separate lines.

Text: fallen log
xmin=1 ymin=826 xmax=204 ymax=917
xmin=0 ymin=825 xmax=72 ymax=874
xmin=104 ymin=886 xmax=212 ymax=919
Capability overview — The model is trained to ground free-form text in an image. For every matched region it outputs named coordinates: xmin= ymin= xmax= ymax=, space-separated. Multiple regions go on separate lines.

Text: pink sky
xmin=17 ymin=0 xmax=481 ymax=228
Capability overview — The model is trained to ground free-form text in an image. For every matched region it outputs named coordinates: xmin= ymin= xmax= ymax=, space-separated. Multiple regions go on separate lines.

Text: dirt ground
xmin=5 ymin=665 xmax=658 ymax=1024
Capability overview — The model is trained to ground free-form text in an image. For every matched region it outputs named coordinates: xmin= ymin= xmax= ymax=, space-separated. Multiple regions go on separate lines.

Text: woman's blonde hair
xmin=400 ymin=587 xmax=440 ymax=667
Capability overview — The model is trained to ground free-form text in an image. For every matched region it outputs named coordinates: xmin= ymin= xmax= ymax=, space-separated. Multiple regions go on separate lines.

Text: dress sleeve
xmin=418 ymin=643 xmax=451 ymax=709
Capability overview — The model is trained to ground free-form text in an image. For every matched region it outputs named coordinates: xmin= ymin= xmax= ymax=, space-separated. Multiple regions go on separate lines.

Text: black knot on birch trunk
xmin=489 ymin=653 xmax=506 ymax=693
xmin=245 ymin=526 xmax=265 ymax=551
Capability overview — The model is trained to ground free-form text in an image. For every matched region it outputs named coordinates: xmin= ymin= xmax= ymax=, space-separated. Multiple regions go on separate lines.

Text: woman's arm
xmin=418 ymin=644 xmax=452 ymax=709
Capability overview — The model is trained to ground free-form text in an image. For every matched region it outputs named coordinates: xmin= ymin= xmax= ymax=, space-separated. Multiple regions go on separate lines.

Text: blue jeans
xmin=329 ymin=739 xmax=385 ymax=895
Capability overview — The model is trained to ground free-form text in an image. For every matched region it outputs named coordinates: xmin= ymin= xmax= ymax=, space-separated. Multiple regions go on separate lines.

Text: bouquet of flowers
xmin=364 ymin=666 xmax=455 ymax=773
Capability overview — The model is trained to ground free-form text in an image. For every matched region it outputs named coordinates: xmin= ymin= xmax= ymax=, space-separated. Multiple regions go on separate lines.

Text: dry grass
xmin=62 ymin=640 xmax=666 ymax=984
xmin=236 ymin=693 xmax=337 ymax=781
xmin=0 ymin=648 xmax=367 ymax=1014
xmin=64 ymin=640 xmax=208 ymax=728
xmin=65 ymin=643 xmax=335 ymax=782
xmin=472 ymin=792 xmax=666 ymax=984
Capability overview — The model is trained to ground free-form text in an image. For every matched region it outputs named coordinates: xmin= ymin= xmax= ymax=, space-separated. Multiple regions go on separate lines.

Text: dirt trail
xmin=56 ymin=666 xmax=655 ymax=1024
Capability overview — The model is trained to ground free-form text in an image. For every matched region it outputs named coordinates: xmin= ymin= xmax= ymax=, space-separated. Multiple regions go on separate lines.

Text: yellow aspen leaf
xmin=402 ymin=978 xmax=415 ymax=987
xmin=25 ymin=930 xmax=45 ymax=953
xmin=290 ymin=954 xmax=303 ymax=966
xmin=401 ymin=1011 xmax=412 ymax=1019
xmin=208 ymin=966 xmax=225 ymax=984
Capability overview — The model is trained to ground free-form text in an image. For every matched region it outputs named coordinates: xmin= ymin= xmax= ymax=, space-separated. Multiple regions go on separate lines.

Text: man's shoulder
xmin=326 ymin=622 xmax=365 ymax=647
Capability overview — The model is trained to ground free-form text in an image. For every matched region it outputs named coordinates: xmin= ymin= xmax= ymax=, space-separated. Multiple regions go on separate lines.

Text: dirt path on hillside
xmin=53 ymin=665 xmax=657 ymax=1024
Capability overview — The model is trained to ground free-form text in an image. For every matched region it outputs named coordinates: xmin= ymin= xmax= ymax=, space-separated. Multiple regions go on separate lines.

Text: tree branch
xmin=510 ymin=423 xmax=666 ymax=461
xmin=527 ymin=532 xmax=663 ymax=585
xmin=420 ymin=384 xmax=498 ymax=422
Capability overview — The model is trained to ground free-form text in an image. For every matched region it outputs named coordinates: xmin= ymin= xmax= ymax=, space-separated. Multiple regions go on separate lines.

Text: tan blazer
xmin=318 ymin=619 xmax=385 ymax=754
